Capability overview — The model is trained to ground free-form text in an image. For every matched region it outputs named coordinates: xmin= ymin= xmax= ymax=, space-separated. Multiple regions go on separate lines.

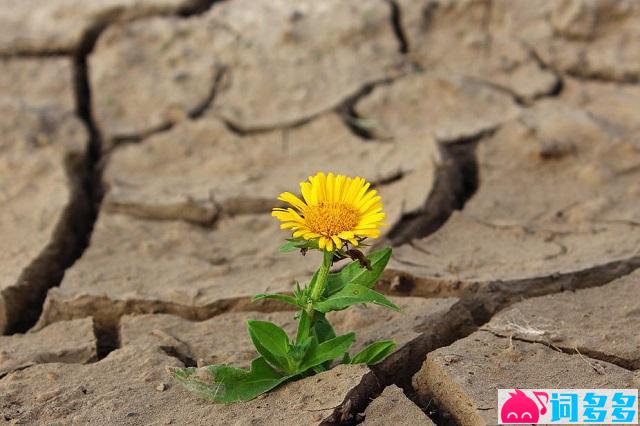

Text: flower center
xmin=305 ymin=202 xmax=360 ymax=236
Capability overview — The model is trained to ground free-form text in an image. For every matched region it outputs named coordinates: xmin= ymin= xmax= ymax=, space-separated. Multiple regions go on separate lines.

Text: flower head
xmin=272 ymin=172 xmax=385 ymax=251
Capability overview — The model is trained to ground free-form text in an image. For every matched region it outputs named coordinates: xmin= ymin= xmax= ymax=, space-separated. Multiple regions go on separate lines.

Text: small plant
xmin=172 ymin=172 xmax=399 ymax=403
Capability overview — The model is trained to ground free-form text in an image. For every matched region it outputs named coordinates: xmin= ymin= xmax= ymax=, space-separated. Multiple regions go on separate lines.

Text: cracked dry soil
xmin=2 ymin=0 xmax=640 ymax=425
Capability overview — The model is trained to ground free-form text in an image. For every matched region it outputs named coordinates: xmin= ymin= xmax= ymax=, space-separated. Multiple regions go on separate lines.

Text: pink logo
xmin=500 ymin=389 xmax=548 ymax=423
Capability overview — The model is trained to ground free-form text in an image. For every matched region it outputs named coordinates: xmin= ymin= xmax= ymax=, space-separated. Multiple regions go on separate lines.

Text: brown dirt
xmin=2 ymin=0 xmax=640 ymax=424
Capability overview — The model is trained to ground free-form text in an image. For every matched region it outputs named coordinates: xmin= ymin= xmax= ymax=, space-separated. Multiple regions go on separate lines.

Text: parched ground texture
xmin=1 ymin=0 xmax=640 ymax=425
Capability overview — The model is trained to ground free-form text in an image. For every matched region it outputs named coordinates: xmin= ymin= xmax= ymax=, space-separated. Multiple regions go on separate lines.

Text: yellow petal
xmin=303 ymin=232 xmax=321 ymax=240
xmin=338 ymin=231 xmax=355 ymax=240
xmin=355 ymin=229 xmax=380 ymax=238
xmin=285 ymin=208 xmax=305 ymax=222
xmin=345 ymin=177 xmax=364 ymax=204
xmin=356 ymin=189 xmax=378 ymax=208
xmin=354 ymin=224 xmax=381 ymax=230
xmin=359 ymin=212 xmax=386 ymax=225
xmin=359 ymin=197 xmax=382 ymax=214
xmin=326 ymin=173 xmax=335 ymax=203
xmin=354 ymin=182 xmax=371 ymax=204
xmin=273 ymin=213 xmax=298 ymax=223
xmin=331 ymin=235 xmax=343 ymax=250
xmin=280 ymin=222 xmax=300 ymax=230
xmin=325 ymin=237 xmax=334 ymax=251
xmin=318 ymin=237 xmax=326 ymax=250
xmin=300 ymin=182 xmax=316 ymax=205
xmin=335 ymin=175 xmax=346 ymax=202
xmin=362 ymin=202 xmax=384 ymax=216
xmin=341 ymin=177 xmax=356 ymax=203
xmin=314 ymin=172 xmax=327 ymax=202
xmin=277 ymin=192 xmax=307 ymax=211
xmin=293 ymin=229 xmax=311 ymax=238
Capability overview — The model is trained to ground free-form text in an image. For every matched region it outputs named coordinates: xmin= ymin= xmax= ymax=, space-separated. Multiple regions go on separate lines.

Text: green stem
xmin=310 ymin=250 xmax=332 ymax=302
xmin=295 ymin=250 xmax=332 ymax=343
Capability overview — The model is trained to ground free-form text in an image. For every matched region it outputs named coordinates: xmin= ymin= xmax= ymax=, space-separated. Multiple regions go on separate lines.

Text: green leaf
xmin=314 ymin=283 xmax=400 ymax=313
xmin=299 ymin=332 xmax=355 ymax=371
xmin=350 ymin=340 xmax=396 ymax=365
xmin=313 ymin=313 xmax=336 ymax=343
xmin=288 ymin=336 xmax=313 ymax=362
xmin=279 ymin=238 xmax=319 ymax=253
xmin=312 ymin=313 xmax=338 ymax=370
xmin=325 ymin=247 xmax=392 ymax=295
xmin=246 ymin=320 xmax=292 ymax=372
xmin=279 ymin=240 xmax=300 ymax=253
xmin=312 ymin=364 xmax=328 ymax=374
xmin=252 ymin=293 xmax=301 ymax=307
xmin=293 ymin=281 xmax=304 ymax=300
xmin=171 ymin=357 xmax=293 ymax=403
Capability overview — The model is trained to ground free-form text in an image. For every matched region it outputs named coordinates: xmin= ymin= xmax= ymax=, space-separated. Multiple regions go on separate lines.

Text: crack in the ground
xmin=321 ymin=370 xmax=382 ymax=426
xmin=385 ymin=0 xmax=409 ymax=54
xmin=0 ymin=19 xmax=104 ymax=335
xmin=386 ymin=263 xmax=640 ymax=425
xmin=481 ymin=329 xmax=637 ymax=372
xmin=2 ymin=146 xmax=95 ymax=334
xmin=110 ymin=65 xmax=229 ymax=146
xmin=385 ymin=131 xmax=485 ymax=247
xmin=363 ymin=299 xmax=476 ymax=426
xmin=336 ymin=77 xmax=399 ymax=141
xmin=371 ymin=301 xmax=476 ymax=399
xmin=176 ymin=0 xmax=227 ymax=17
xmin=0 ymin=0 xmax=226 ymax=58
xmin=2 ymin=0 xmax=229 ymax=337
xmin=467 ymin=73 xmax=564 ymax=107
xmin=36 ymin=293 xmax=299 ymax=359
xmin=159 ymin=345 xmax=197 ymax=368
xmin=523 ymin=43 xmax=566 ymax=101
xmin=457 ymin=43 xmax=564 ymax=107
xmin=108 ymin=69 xmax=410 ymax=150
xmin=563 ymin=68 xmax=640 ymax=85
xmin=381 ymin=255 xmax=640 ymax=326
xmin=0 ymin=26 xmax=110 ymax=336
xmin=94 ymin=314 xmax=120 ymax=360
xmin=524 ymin=42 xmax=640 ymax=86
xmin=220 ymin=72 xmax=411 ymax=138
xmin=81 ymin=1 xmax=229 ymax=148
xmin=0 ymin=365 xmax=33 ymax=382
xmin=370 ymin=267 xmax=640 ymax=424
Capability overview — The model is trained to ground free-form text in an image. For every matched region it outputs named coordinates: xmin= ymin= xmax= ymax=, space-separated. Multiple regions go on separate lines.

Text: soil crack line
xmin=385 ymin=130 xmax=485 ymax=246
xmin=384 ymin=0 xmax=409 ymax=54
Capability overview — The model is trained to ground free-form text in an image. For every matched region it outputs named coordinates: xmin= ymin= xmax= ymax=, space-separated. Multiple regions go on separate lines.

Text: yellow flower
xmin=272 ymin=172 xmax=386 ymax=251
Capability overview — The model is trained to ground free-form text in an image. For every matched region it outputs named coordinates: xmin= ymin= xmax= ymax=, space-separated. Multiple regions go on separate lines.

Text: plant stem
xmin=310 ymin=250 xmax=332 ymax=302
xmin=295 ymin=250 xmax=332 ymax=343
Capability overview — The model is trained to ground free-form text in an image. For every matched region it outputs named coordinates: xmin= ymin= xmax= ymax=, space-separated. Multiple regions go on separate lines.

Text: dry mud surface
xmin=2 ymin=0 xmax=640 ymax=425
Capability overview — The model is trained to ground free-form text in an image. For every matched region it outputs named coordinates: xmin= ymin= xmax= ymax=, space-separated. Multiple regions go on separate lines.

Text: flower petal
xmin=277 ymin=192 xmax=307 ymax=212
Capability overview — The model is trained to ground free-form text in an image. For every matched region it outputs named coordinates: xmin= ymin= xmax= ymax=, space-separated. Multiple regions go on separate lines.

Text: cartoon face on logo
xmin=501 ymin=390 xmax=548 ymax=424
